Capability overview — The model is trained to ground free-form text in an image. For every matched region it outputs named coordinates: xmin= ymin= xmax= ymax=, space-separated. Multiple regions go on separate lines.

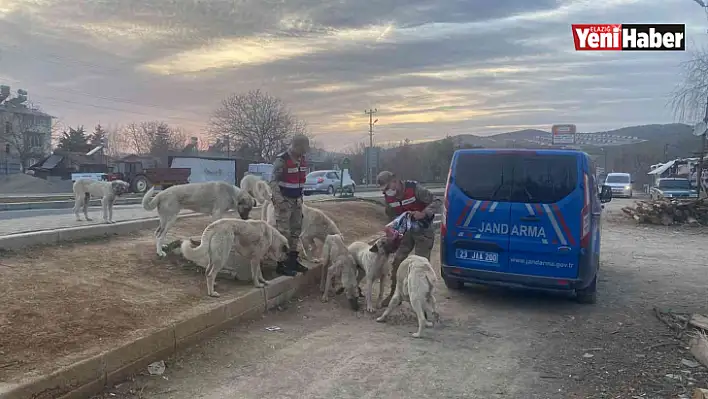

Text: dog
xmin=240 ymin=174 xmax=271 ymax=205
xmin=319 ymin=234 xmax=362 ymax=310
xmin=348 ymin=237 xmax=396 ymax=313
xmin=180 ymin=218 xmax=289 ymax=296
xmin=261 ymin=201 xmax=340 ymax=262
xmin=142 ymin=181 xmax=257 ymax=257
xmin=376 ymin=255 xmax=438 ymax=338
xmin=73 ymin=178 xmax=130 ymax=224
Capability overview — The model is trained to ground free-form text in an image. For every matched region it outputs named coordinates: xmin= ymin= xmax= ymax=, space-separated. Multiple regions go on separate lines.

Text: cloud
xmin=0 ymin=0 xmax=705 ymax=151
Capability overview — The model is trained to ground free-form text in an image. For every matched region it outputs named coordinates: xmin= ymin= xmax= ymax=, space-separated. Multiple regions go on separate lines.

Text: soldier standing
xmin=376 ymin=171 xmax=441 ymax=306
xmin=269 ymin=135 xmax=310 ymax=277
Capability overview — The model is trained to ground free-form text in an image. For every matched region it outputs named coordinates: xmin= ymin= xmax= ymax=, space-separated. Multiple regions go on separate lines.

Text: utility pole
xmin=364 ymin=108 xmax=378 ymax=185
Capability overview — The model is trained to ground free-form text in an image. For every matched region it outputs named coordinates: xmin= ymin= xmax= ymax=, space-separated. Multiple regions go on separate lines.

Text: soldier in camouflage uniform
xmin=376 ymin=171 xmax=441 ymax=306
xmin=269 ymin=135 xmax=310 ymax=277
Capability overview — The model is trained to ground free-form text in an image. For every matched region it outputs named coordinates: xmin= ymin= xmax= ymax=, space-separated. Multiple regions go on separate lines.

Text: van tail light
xmin=317 ymin=177 xmax=324 ymax=183
xmin=441 ymin=165 xmax=453 ymax=236
xmin=580 ymin=172 xmax=591 ymax=248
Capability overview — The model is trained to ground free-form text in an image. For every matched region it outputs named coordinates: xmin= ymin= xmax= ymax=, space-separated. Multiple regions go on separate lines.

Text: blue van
xmin=440 ymin=149 xmax=613 ymax=304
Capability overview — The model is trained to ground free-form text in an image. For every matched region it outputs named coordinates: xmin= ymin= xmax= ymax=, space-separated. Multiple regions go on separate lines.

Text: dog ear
xmin=281 ymin=244 xmax=289 ymax=254
xmin=369 ymin=244 xmax=379 ymax=253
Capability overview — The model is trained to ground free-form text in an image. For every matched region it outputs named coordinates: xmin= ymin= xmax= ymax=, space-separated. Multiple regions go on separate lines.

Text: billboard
xmin=551 ymin=124 xmax=576 ymax=145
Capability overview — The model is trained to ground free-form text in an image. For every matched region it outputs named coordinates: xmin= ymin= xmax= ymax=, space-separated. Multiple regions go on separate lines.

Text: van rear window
xmin=453 ymin=153 xmax=578 ymax=203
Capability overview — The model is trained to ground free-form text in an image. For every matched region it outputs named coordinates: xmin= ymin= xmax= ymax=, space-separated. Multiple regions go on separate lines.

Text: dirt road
xmin=94 ymin=199 xmax=708 ymax=399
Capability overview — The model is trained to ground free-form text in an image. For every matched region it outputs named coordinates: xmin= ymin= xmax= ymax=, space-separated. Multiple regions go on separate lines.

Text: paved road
xmin=0 ymin=190 xmax=444 ymax=236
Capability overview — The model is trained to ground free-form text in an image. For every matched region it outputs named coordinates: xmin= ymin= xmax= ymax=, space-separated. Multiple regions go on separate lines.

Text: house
xmin=28 ymin=151 xmax=107 ymax=180
xmin=0 ymin=86 xmax=54 ymax=173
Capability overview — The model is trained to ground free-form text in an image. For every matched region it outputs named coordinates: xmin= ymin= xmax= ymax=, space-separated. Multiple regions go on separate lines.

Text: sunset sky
xmin=1 ymin=0 xmax=707 ymax=151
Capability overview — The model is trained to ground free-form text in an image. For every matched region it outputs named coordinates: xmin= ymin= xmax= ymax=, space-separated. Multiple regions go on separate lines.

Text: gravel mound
xmin=0 ymin=174 xmax=74 ymax=194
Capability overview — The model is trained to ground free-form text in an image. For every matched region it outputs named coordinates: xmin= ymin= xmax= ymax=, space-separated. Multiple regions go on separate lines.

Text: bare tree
xmin=121 ymin=121 xmax=187 ymax=156
xmin=208 ymin=89 xmax=308 ymax=161
xmin=671 ymin=47 xmax=708 ymax=122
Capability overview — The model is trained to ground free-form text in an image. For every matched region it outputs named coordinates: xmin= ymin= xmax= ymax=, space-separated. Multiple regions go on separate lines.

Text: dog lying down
xmin=240 ymin=174 xmax=271 ymax=205
xmin=73 ymin=178 xmax=130 ymax=224
xmin=319 ymin=234 xmax=362 ymax=310
xmin=142 ymin=181 xmax=257 ymax=257
xmin=181 ymin=218 xmax=289 ymax=296
xmin=376 ymin=255 xmax=439 ymax=338
xmin=348 ymin=237 xmax=396 ymax=313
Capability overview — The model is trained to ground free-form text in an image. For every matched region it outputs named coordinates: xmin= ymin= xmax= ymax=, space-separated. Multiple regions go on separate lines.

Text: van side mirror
xmin=631 ymin=180 xmax=636 ymax=184
xmin=600 ymin=185 xmax=613 ymax=203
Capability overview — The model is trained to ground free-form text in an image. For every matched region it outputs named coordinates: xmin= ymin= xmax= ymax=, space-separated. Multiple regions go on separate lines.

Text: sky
xmin=1 ymin=0 xmax=707 ymax=151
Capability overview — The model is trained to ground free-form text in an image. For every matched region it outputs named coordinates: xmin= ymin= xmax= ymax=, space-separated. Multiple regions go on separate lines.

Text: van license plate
xmin=455 ymin=249 xmax=498 ymax=263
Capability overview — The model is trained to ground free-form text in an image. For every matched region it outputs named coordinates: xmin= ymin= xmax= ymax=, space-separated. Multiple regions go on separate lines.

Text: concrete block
xmin=103 ymin=328 xmax=176 ymax=386
xmin=0 ymin=231 xmax=60 ymax=251
xmin=56 ymin=224 xmax=116 ymax=242
xmin=264 ymin=276 xmax=297 ymax=309
xmin=0 ymin=354 xmax=105 ymax=399
xmin=223 ymin=288 xmax=266 ymax=319
xmin=173 ymin=306 xmax=228 ymax=350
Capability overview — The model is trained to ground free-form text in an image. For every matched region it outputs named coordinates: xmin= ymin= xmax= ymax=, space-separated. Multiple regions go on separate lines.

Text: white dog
xmin=240 ymin=174 xmax=271 ymax=205
xmin=376 ymin=255 xmax=438 ymax=338
xmin=181 ymin=218 xmax=289 ymax=296
xmin=348 ymin=238 xmax=396 ymax=313
xmin=142 ymin=181 xmax=257 ymax=257
xmin=262 ymin=200 xmax=341 ymax=262
xmin=73 ymin=178 xmax=130 ymax=224
xmin=320 ymin=234 xmax=362 ymax=309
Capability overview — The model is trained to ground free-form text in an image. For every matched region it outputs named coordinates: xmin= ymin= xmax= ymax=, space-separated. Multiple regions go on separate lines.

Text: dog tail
xmin=180 ymin=220 xmax=221 ymax=264
xmin=141 ymin=186 xmax=158 ymax=211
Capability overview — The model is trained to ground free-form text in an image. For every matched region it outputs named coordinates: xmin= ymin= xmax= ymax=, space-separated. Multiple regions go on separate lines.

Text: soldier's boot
xmin=287 ymin=251 xmax=308 ymax=274
xmin=276 ymin=260 xmax=296 ymax=277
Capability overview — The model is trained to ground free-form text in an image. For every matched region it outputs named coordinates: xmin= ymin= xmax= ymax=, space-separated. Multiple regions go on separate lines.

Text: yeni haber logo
xmin=571 ymin=24 xmax=685 ymax=51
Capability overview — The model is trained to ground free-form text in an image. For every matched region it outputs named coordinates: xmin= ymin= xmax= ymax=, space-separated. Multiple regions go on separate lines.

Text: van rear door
xmin=507 ymin=152 xmax=582 ymax=279
xmin=444 ymin=150 xmax=512 ymax=273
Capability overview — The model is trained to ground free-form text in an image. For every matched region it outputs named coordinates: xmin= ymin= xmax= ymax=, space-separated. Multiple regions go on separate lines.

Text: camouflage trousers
xmin=387 ymin=226 xmax=435 ymax=298
xmin=273 ymin=196 xmax=303 ymax=251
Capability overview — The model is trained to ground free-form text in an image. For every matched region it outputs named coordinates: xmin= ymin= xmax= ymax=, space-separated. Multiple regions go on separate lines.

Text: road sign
xmin=693 ymin=121 xmax=707 ymax=136
xmin=341 ymin=157 xmax=350 ymax=169
xmin=552 ymin=124 xmax=577 ymax=145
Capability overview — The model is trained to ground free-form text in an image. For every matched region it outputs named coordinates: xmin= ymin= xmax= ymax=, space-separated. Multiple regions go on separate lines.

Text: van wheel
xmin=442 ymin=268 xmax=464 ymax=290
xmin=575 ymin=276 xmax=597 ymax=304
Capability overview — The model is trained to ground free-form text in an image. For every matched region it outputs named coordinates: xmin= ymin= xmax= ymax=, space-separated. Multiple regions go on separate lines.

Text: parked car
xmin=650 ymin=177 xmax=698 ymax=200
xmin=303 ymin=170 xmax=355 ymax=195
xmin=604 ymin=172 xmax=633 ymax=198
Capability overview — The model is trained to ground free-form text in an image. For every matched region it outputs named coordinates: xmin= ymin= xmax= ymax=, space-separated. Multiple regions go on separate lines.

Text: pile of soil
xmin=0 ymin=173 xmax=73 ymax=194
xmin=0 ymin=200 xmax=389 ymax=382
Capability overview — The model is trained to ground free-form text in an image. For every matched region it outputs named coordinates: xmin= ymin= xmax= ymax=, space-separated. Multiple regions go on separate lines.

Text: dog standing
xmin=73 ymin=178 xmax=130 ymax=224
xmin=348 ymin=238 xmax=396 ymax=313
xmin=142 ymin=181 xmax=257 ymax=257
xmin=320 ymin=234 xmax=361 ymax=310
xmin=376 ymin=255 xmax=438 ymax=338
xmin=181 ymin=218 xmax=289 ymax=296
xmin=240 ymin=174 xmax=271 ymax=205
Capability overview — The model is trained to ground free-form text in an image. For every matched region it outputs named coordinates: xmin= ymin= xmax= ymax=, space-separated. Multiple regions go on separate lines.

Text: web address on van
xmin=510 ymin=258 xmax=574 ymax=269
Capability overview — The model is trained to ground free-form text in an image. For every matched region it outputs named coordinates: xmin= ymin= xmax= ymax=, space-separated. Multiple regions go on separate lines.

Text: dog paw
xmin=425 ymin=321 xmax=434 ymax=327
xmin=208 ymin=291 xmax=220 ymax=298
xmin=253 ymin=283 xmax=265 ymax=288
xmin=375 ymin=316 xmax=386 ymax=323
xmin=156 ymin=251 xmax=167 ymax=258
xmin=412 ymin=332 xmax=422 ymax=338
xmin=320 ymin=295 xmax=329 ymax=303
xmin=85 ymin=218 xmax=93 ymax=221
xmin=366 ymin=306 xmax=376 ymax=313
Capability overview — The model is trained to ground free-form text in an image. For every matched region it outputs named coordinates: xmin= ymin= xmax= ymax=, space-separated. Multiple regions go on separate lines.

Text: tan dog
xmin=180 ymin=218 xmax=289 ymax=296
xmin=348 ymin=238 xmax=396 ymax=313
xmin=73 ymin=178 xmax=130 ymax=224
xmin=240 ymin=174 xmax=271 ymax=205
xmin=376 ymin=255 xmax=438 ymax=338
xmin=262 ymin=201 xmax=340 ymax=262
xmin=142 ymin=181 xmax=257 ymax=257
xmin=319 ymin=234 xmax=362 ymax=310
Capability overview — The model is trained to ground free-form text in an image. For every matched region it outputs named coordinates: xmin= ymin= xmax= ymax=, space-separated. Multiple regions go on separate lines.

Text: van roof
xmin=607 ymin=172 xmax=630 ymax=176
xmin=455 ymin=148 xmax=587 ymax=157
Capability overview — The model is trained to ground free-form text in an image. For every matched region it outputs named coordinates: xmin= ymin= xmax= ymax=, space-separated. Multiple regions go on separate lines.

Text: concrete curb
xmin=0 ymin=198 xmax=144 ymax=212
xmin=0 ymin=263 xmax=322 ymax=399
xmin=0 ymin=213 xmax=202 ymax=251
